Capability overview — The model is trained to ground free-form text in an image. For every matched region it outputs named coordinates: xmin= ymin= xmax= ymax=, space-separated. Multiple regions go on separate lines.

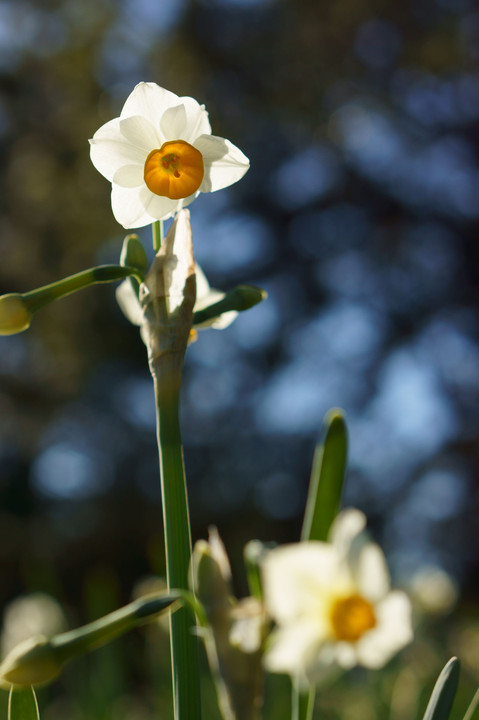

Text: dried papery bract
xmin=140 ymin=209 xmax=196 ymax=382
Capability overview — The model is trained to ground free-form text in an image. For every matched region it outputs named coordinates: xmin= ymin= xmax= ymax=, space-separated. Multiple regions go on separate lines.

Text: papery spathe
xmin=116 ymin=219 xmax=238 ymax=334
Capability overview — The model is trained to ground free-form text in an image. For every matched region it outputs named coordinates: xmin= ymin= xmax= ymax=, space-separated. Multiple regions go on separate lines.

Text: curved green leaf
xmin=301 ymin=408 xmax=348 ymax=542
xmin=8 ymin=686 xmax=40 ymax=720
xmin=463 ymin=687 xmax=479 ymax=720
xmin=422 ymin=657 xmax=460 ymax=720
xmin=192 ymin=284 xmax=266 ymax=326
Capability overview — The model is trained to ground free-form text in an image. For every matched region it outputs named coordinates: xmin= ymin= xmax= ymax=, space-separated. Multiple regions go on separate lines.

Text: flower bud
xmin=0 ymin=636 xmax=61 ymax=687
xmin=0 ymin=294 xmax=32 ymax=335
xmin=119 ymin=234 xmax=149 ymax=274
xmin=191 ymin=530 xmax=266 ymax=720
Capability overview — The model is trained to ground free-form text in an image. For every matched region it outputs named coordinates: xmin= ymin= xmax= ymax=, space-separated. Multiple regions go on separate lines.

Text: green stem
xmin=22 ymin=265 xmax=143 ymax=314
xmin=292 ymin=677 xmax=315 ymax=720
xmin=52 ymin=593 xmax=181 ymax=664
xmin=152 ymin=220 xmax=163 ymax=253
xmin=154 ymin=373 xmax=201 ymax=720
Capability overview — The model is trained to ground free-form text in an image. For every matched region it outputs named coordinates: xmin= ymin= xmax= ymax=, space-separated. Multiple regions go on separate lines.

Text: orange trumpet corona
xmin=144 ymin=140 xmax=204 ymax=200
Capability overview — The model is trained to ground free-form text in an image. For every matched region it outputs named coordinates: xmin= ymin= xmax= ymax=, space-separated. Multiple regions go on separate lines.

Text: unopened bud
xmin=191 ymin=529 xmax=232 ymax=624
xmin=0 ymin=294 xmax=32 ymax=335
xmin=190 ymin=530 xmax=266 ymax=720
xmin=0 ymin=636 xmax=60 ymax=686
xmin=119 ymin=234 xmax=149 ymax=274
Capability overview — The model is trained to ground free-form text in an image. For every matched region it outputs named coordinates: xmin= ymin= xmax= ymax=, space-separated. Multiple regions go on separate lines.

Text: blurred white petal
xmin=356 ymin=542 xmax=390 ymax=602
xmin=264 ymin=622 xmax=323 ymax=676
xmin=262 ymin=543 xmax=339 ymax=623
xmin=329 ymin=509 xmax=367 ymax=556
xmin=356 ymin=592 xmax=413 ymax=668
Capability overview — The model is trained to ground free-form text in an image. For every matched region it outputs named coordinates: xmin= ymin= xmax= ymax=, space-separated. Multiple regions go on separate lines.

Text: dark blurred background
xmin=0 ymin=0 xmax=479 ymax=717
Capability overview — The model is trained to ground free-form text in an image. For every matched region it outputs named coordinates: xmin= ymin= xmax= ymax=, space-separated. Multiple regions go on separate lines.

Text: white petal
xmin=195 ymin=287 xmax=224 ymax=309
xmin=89 ymin=118 xmax=146 ymax=182
xmin=305 ymin=643 xmax=348 ymax=687
xmin=356 ymin=591 xmax=413 ymax=669
xmin=329 ymin=509 xmax=367 ymax=555
xmin=333 ymin=642 xmax=358 ymax=669
xmin=115 ymin=280 xmax=143 ymax=326
xmin=194 ymin=287 xmax=239 ymax=329
xmin=111 ymin=184 xmax=156 ymax=229
xmin=178 ymin=190 xmax=200 ymax=210
xmin=139 ymin=187 xmax=182 ymax=222
xmin=208 ymin=310 xmax=239 ymax=330
xmin=194 ymin=134 xmax=250 ymax=192
xmin=120 ymin=82 xmax=180 ymax=130
xmin=119 ymin=115 xmax=161 ymax=153
xmin=160 ymin=104 xmax=187 ymax=140
xmin=180 ymin=98 xmax=211 ymax=142
xmin=194 ymin=264 xmax=211 ymax=301
xmin=193 ymin=266 xmax=239 ymax=330
xmin=356 ymin=542 xmax=390 ymax=602
xmin=264 ymin=622 xmax=324 ymax=677
xmin=262 ymin=543 xmax=339 ymax=623
xmin=113 ymin=164 xmax=145 ymax=188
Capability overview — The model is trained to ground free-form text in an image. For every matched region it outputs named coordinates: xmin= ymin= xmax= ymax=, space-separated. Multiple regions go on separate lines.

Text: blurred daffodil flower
xmin=90 ymin=82 xmax=250 ymax=228
xmin=261 ymin=509 xmax=413 ymax=686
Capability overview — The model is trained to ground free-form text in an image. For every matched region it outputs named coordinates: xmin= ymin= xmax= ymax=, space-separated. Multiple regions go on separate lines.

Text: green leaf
xmin=463 ymin=687 xmax=479 ymax=720
xmin=8 ymin=686 xmax=40 ymax=720
xmin=301 ymin=408 xmax=348 ymax=542
xmin=422 ymin=657 xmax=460 ymax=720
xmin=192 ymin=284 xmax=266 ymax=326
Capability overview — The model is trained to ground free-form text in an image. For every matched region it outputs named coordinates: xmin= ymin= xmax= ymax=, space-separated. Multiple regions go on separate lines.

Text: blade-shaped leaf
xmin=301 ymin=408 xmax=348 ymax=542
xmin=192 ymin=284 xmax=266 ymax=326
xmin=422 ymin=657 xmax=460 ymax=720
xmin=8 ymin=686 xmax=40 ymax=720
xmin=463 ymin=687 xmax=479 ymax=720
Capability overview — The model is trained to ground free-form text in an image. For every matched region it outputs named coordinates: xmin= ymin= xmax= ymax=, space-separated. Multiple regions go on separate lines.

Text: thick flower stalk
xmin=134 ymin=209 xmax=201 ymax=720
xmin=262 ymin=509 xmax=413 ymax=687
xmin=90 ymin=82 xmax=250 ymax=228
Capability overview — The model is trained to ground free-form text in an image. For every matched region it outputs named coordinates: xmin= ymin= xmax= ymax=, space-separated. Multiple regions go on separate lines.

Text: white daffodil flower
xmin=90 ymin=82 xmax=250 ymax=228
xmin=261 ymin=509 xmax=413 ymax=686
